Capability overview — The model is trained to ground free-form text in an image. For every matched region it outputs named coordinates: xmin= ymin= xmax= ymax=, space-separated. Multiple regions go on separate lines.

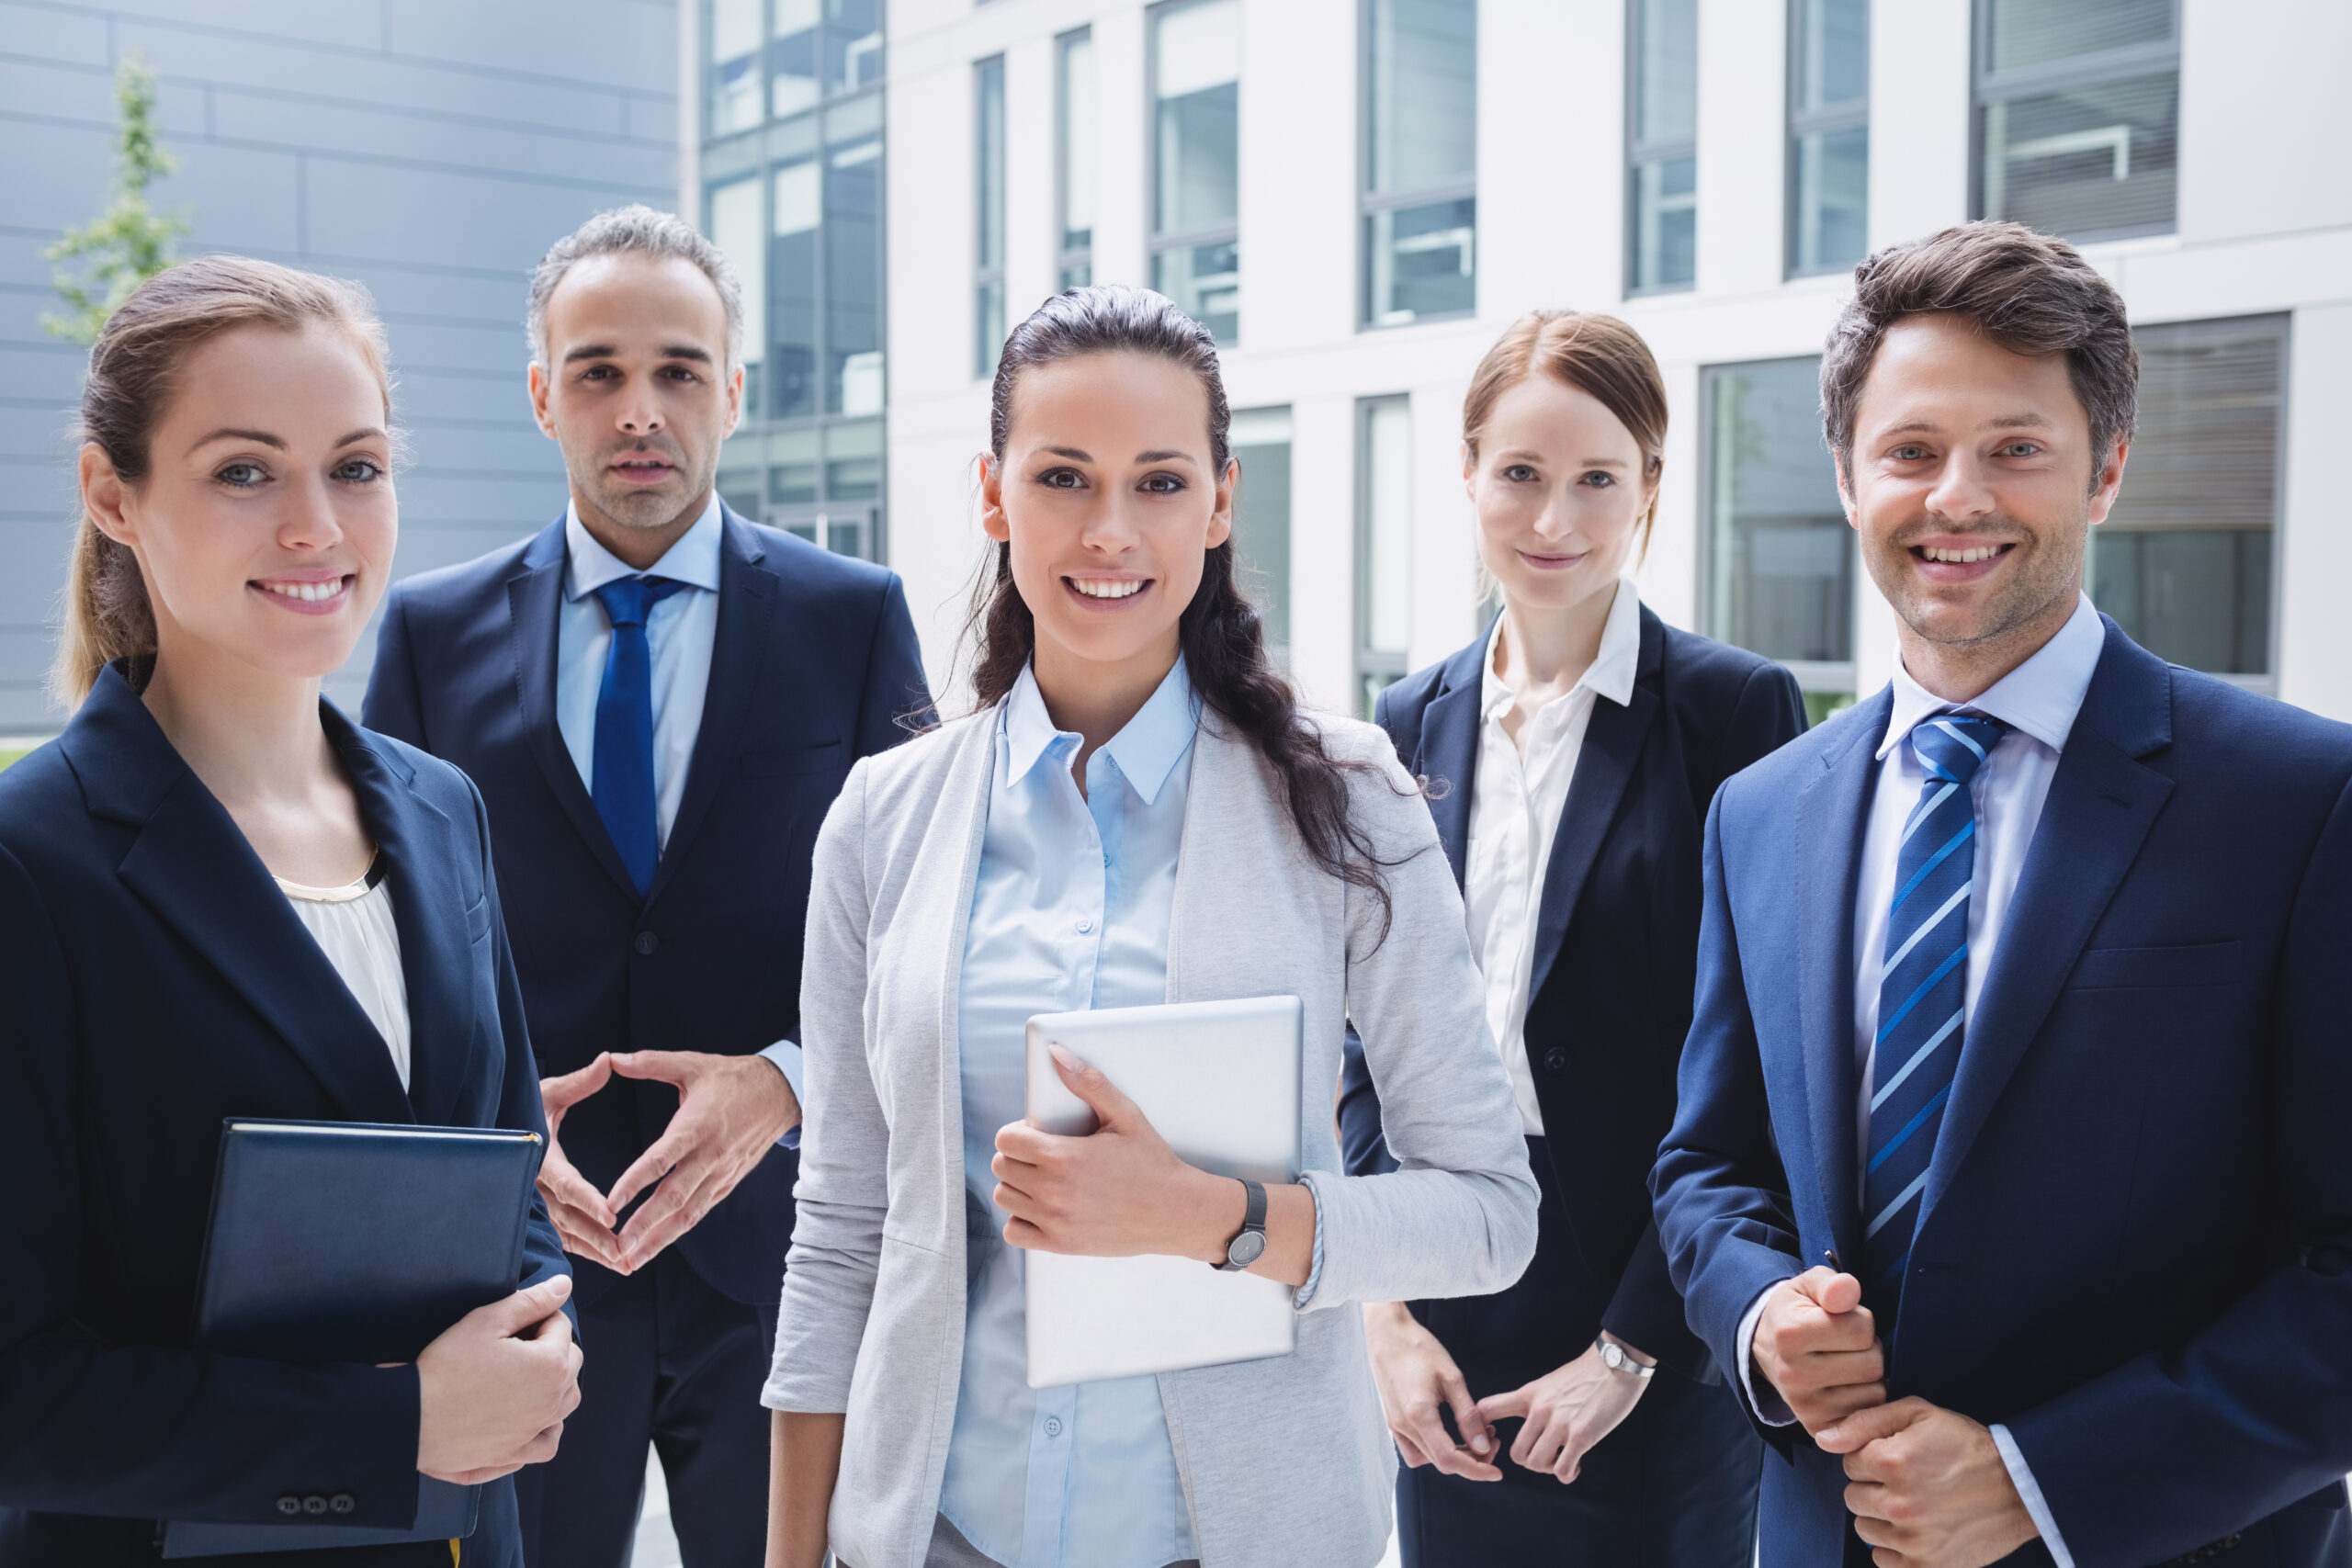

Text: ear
xmin=79 ymin=443 xmax=137 ymax=548
xmin=1461 ymin=441 xmax=1478 ymax=504
xmin=2085 ymin=436 xmax=2129 ymax=526
xmin=979 ymin=454 xmax=1011 ymax=544
xmin=1204 ymin=457 xmax=1235 ymax=550
xmin=722 ymin=362 xmax=745 ymax=440
xmin=527 ymin=362 xmax=558 ymax=441
xmin=1833 ymin=450 xmax=1860 ymax=529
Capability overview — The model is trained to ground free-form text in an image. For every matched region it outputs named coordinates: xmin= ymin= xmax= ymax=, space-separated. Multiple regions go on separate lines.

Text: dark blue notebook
xmin=160 ymin=1119 xmax=545 ymax=1560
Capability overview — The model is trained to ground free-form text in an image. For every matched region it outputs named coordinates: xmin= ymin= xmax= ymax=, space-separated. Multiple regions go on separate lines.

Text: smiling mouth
xmin=254 ymin=575 xmax=354 ymax=606
xmin=1911 ymin=543 xmax=2016 ymax=564
xmin=1066 ymin=577 xmax=1148 ymax=601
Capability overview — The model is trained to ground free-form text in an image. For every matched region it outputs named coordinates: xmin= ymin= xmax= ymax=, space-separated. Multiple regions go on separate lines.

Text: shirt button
xmin=633 ymin=931 xmax=660 ymax=955
xmin=1544 ymin=1047 xmax=1570 ymax=1075
xmin=1076 ymin=919 xmax=1093 ymax=935
xmin=1043 ymin=1416 xmax=1064 ymax=1438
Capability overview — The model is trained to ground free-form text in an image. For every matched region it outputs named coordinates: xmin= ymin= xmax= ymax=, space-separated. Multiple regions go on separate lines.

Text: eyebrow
xmin=187 ymin=426 xmax=384 ymax=457
xmin=1496 ymin=449 xmax=1631 ymax=467
xmin=562 ymin=343 xmax=716 ymax=365
xmin=1882 ymin=412 xmax=2059 ymax=436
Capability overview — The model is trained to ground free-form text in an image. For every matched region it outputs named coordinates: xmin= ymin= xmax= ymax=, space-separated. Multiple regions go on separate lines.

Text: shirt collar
xmin=1879 ymin=592 xmax=2105 ymax=760
xmin=563 ymin=491 xmax=725 ymax=601
xmin=1001 ymin=655 xmax=1200 ymax=805
xmin=1479 ymin=578 xmax=1644 ymax=723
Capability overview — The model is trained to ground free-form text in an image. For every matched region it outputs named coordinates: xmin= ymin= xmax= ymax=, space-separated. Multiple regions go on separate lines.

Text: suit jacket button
xmin=276 ymin=1495 xmax=302 ymax=1517
xmin=329 ymin=1493 xmax=356 ymax=1515
xmin=1544 ymin=1047 xmax=1569 ymax=1075
xmin=633 ymin=931 xmax=660 ymax=956
xmin=301 ymin=1495 xmax=329 ymax=1515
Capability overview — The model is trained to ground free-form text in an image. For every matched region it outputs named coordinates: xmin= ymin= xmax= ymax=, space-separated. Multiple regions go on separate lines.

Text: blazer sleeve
xmin=2001 ymin=770 xmax=2352 ymax=1567
xmin=0 ymin=844 xmax=425 ymax=1528
xmin=763 ymin=761 xmax=888 ymax=1412
xmin=360 ymin=583 xmax=428 ymax=751
xmin=1304 ymin=738 xmax=1540 ymax=1311
xmin=1649 ymin=789 xmax=1805 ymax=1446
xmin=853 ymin=574 xmax=933 ymax=758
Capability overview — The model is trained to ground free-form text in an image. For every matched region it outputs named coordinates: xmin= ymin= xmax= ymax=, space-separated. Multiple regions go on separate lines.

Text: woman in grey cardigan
xmin=761 ymin=287 xmax=1539 ymax=1568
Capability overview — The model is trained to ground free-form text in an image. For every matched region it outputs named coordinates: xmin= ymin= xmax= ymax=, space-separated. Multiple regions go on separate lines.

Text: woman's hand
xmin=1473 ymin=1333 xmax=1653 ymax=1484
xmin=1363 ymin=1302 xmax=1501 ymax=1482
xmin=990 ymin=1044 xmax=1238 ymax=1263
xmin=414 ymin=1276 xmax=583 ymax=1483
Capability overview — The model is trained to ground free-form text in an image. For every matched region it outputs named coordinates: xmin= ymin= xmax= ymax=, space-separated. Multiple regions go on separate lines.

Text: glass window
xmin=767 ymin=427 xmax=820 ymax=506
xmin=1152 ymin=0 xmax=1239 ymax=343
xmin=772 ymin=0 xmax=820 ymax=119
xmin=1230 ymin=407 xmax=1293 ymax=659
xmin=1627 ymin=0 xmax=1698 ymax=293
xmin=1787 ymin=0 xmax=1868 ymax=276
xmin=1358 ymin=397 xmax=1413 ymax=716
xmin=1363 ymin=0 xmax=1476 ymax=327
xmin=1703 ymin=358 xmax=1855 ymax=691
xmin=769 ymin=155 xmax=821 ymax=420
xmin=824 ymin=133 xmax=883 ymax=415
xmin=1058 ymin=29 xmax=1096 ymax=291
xmin=710 ymin=0 xmax=765 ymax=136
xmin=707 ymin=176 xmax=766 ymax=414
xmin=827 ymin=0 xmax=884 ymax=96
xmin=975 ymin=56 xmax=1006 ymax=378
xmin=1974 ymin=0 xmax=2177 ymax=242
xmin=825 ymin=418 xmax=883 ymax=501
xmin=2089 ymin=315 xmax=2284 ymax=680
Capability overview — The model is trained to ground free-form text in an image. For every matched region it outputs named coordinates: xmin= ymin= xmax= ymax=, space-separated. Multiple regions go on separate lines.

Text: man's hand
xmin=1817 ymin=1397 xmax=2040 ymax=1568
xmin=1475 ymin=1334 xmax=1652 ymax=1484
xmin=1752 ymin=1267 xmax=1886 ymax=1433
xmin=605 ymin=1050 xmax=800 ymax=1272
xmin=1362 ymin=1302 xmax=1501 ymax=1482
xmin=538 ymin=1055 xmax=625 ymax=1271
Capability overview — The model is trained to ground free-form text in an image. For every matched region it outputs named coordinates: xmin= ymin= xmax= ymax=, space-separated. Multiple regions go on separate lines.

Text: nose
xmin=1077 ymin=490 xmax=1144 ymax=555
xmin=1924 ymin=447 xmax=1996 ymax=525
xmin=277 ymin=471 xmax=345 ymax=552
xmin=616 ymin=389 xmax=664 ymax=437
xmin=1530 ymin=485 xmax=1577 ymax=543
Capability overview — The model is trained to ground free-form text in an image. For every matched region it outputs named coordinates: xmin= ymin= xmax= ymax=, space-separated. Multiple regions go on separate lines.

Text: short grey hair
xmin=526 ymin=204 xmax=743 ymax=367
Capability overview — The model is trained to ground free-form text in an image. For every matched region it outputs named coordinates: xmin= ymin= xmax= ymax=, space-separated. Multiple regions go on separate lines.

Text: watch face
xmin=1227 ymin=1230 xmax=1267 ymax=1269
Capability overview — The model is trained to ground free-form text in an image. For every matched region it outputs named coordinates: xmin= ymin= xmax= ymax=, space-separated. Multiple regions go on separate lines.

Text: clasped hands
xmin=537 ymin=1048 xmax=800 ymax=1274
xmin=1753 ymin=1267 xmax=2039 ymax=1568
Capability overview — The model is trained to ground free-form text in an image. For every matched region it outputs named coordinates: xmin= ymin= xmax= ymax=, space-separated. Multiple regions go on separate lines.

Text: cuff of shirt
xmin=1291 ymin=1172 xmax=1330 ymax=1310
xmin=1990 ymin=1423 xmax=2074 ymax=1568
xmin=757 ymin=1040 xmax=805 ymax=1150
xmin=1736 ymin=1285 xmax=1798 ymax=1427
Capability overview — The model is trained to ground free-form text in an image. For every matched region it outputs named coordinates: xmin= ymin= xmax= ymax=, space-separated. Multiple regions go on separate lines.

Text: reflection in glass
xmin=707 ymin=176 xmax=765 ymax=415
xmin=1230 ymin=408 xmax=1293 ymax=658
xmin=769 ymin=154 xmax=820 ymax=419
xmin=1155 ymin=76 xmax=1238 ymax=231
xmin=1359 ymin=398 xmax=1413 ymax=716
xmin=824 ymin=136 xmax=882 ymax=414
xmin=827 ymin=0 xmax=884 ymax=96
xmin=1988 ymin=0 xmax=2170 ymax=73
xmin=976 ymin=56 xmax=1006 ymax=378
xmin=1791 ymin=126 xmax=1867 ymax=275
xmin=1788 ymin=0 xmax=1868 ymax=276
xmin=709 ymin=0 xmax=763 ymax=134
xmin=1151 ymin=241 xmax=1238 ymax=346
xmin=1059 ymin=31 xmax=1095 ymax=265
xmin=1627 ymin=0 xmax=1697 ymax=293
xmin=1980 ymin=71 xmax=2177 ymax=241
xmin=771 ymin=0 xmax=820 ymax=119
xmin=1706 ymin=359 xmax=1854 ymax=671
xmin=766 ymin=428 xmax=820 ymax=506
xmin=1631 ymin=157 xmax=1696 ymax=292
xmin=1633 ymin=0 xmax=1697 ymax=144
xmin=1365 ymin=197 xmax=1476 ymax=325
xmin=1366 ymin=0 xmax=1476 ymax=194
xmin=825 ymin=419 xmax=882 ymax=501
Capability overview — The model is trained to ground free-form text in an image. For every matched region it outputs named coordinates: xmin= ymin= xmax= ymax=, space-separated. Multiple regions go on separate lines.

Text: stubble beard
xmin=571 ymin=442 xmax=719 ymax=536
xmin=1874 ymin=511 xmax=2087 ymax=658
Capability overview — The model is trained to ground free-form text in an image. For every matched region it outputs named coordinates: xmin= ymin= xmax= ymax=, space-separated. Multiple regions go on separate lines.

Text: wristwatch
xmin=1214 ymin=1179 xmax=1268 ymax=1272
xmin=1596 ymin=1337 xmax=1655 ymax=1380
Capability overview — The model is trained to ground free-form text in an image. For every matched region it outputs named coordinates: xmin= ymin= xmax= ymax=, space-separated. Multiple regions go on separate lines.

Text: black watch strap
xmin=1215 ymin=1179 xmax=1268 ymax=1272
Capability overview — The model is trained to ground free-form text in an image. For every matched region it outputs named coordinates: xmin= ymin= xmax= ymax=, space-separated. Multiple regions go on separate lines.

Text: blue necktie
xmin=1861 ymin=710 xmax=2007 ymax=1323
xmin=591 ymin=575 xmax=687 ymax=897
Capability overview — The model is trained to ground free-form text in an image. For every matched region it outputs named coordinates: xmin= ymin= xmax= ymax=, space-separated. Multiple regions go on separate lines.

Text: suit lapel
xmin=1524 ymin=614 xmax=1664 ymax=1008
xmin=1414 ymin=639 xmax=1488 ymax=890
xmin=508 ymin=516 xmax=639 ymax=903
xmin=70 ymin=674 xmax=413 ymax=1124
xmin=647 ymin=510 xmax=779 ymax=905
xmin=1921 ymin=627 xmax=2174 ymax=1224
xmin=1794 ymin=687 xmax=1891 ymax=1266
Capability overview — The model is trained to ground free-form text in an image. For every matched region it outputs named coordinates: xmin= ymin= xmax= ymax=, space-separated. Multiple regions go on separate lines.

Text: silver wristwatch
xmin=1596 ymin=1337 xmax=1655 ymax=1380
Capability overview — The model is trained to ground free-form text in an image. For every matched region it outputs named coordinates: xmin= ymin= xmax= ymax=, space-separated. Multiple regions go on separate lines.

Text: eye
xmin=1138 ymin=472 xmax=1186 ymax=494
xmin=334 ymin=458 xmax=385 ymax=485
xmin=1889 ymin=444 xmax=1930 ymax=462
xmin=579 ymin=365 xmax=616 ymax=381
xmin=1501 ymin=464 xmax=1539 ymax=483
xmin=1579 ymin=470 xmax=1616 ymax=488
xmin=1996 ymin=441 xmax=2041 ymax=457
xmin=661 ymin=366 xmax=701 ymax=382
xmin=215 ymin=461 xmax=267 ymax=489
xmin=1036 ymin=467 xmax=1087 ymax=490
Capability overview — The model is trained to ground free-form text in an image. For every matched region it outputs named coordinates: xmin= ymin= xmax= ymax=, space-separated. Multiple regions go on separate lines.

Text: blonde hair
xmin=55 ymin=254 xmax=392 ymax=708
xmin=1461 ymin=310 xmax=1670 ymax=558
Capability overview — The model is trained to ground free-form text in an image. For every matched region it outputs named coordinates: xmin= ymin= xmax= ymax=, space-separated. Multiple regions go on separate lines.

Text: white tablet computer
xmin=1022 ymin=995 xmax=1304 ymax=1389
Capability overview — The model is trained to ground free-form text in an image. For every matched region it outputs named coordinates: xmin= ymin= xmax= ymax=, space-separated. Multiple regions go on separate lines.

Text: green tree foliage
xmin=44 ymin=54 xmax=190 ymax=345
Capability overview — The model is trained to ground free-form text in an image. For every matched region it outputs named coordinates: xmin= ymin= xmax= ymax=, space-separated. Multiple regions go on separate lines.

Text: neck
xmin=1495 ymin=578 xmax=1618 ymax=700
xmin=1897 ymin=581 xmax=2081 ymax=705
xmin=140 ymin=637 xmax=334 ymax=811
xmin=573 ymin=485 xmax=709 ymax=572
xmin=1030 ymin=629 xmax=1180 ymax=784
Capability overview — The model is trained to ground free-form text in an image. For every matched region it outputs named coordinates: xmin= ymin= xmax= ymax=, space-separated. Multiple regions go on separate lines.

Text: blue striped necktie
xmin=591 ymin=574 xmax=687 ymax=897
xmin=1862 ymin=710 xmax=2007 ymax=1322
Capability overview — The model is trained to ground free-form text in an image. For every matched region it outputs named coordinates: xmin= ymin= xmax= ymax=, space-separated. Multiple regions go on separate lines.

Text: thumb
xmin=1048 ymin=1043 xmax=1139 ymax=1129
xmin=1476 ymin=1386 xmax=1532 ymax=1425
xmin=1792 ymin=1266 xmax=1863 ymax=1316
xmin=1815 ymin=1395 xmax=1924 ymax=1454
xmin=607 ymin=1050 xmax=690 ymax=1086
xmin=480 ymin=1274 xmax=572 ymax=1336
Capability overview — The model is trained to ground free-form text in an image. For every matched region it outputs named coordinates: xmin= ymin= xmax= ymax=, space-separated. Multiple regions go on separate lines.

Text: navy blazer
xmin=362 ymin=506 xmax=929 ymax=1308
xmin=0 ymin=666 xmax=567 ymax=1568
xmin=1339 ymin=605 xmax=1805 ymax=1378
xmin=1652 ymin=619 xmax=2352 ymax=1568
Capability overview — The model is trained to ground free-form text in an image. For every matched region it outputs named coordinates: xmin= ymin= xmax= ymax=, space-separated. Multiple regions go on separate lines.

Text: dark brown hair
xmin=1821 ymin=221 xmax=2138 ymax=478
xmin=973 ymin=285 xmax=1408 ymax=939
xmin=1462 ymin=310 xmax=1669 ymax=556
xmin=56 ymin=254 xmax=391 ymax=707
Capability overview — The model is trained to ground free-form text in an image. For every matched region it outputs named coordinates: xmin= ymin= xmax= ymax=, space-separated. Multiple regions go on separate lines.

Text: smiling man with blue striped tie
xmin=1652 ymin=221 xmax=2352 ymax=1568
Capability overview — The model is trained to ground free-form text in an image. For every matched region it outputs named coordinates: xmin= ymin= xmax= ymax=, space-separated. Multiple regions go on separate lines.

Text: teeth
xmin=1070 ymin=579 xmax=1145 ymax=599
xmin=263 ymin=580 xmax=344 ymax=603
xmin=1923 ymin=546 xmax=2003 ymax=563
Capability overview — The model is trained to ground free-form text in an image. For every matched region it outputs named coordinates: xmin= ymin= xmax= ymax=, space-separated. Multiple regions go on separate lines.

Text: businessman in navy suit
xmin=364 ymin=208 xmax=929 ymax=1568
xmin=1652 ymin=220 xmax=2352 ymax=1568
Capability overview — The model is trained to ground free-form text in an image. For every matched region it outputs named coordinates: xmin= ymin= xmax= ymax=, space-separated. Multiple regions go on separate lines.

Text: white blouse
xmin=1462 ymin=580 xmax=1643 ymax=1136
xmin=277 ymin=861 xmax=412 ymax=1092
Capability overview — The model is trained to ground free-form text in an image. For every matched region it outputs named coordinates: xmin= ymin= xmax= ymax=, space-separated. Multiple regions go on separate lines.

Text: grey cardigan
xmin=763 ymin=704 xmax=1539 ymax=1568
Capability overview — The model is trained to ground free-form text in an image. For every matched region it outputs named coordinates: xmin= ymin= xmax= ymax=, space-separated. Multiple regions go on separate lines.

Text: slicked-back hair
xmin=1821 ymin=220 xmax=2138 ymax=480
xmin=526 ymin=204 xmax=743 ymax=368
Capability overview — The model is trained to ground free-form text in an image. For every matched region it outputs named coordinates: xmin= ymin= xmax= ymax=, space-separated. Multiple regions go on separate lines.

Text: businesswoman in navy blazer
xmin=0 ymin=257 xmax=577 ymax=1567
xmin=1339 ymin=311 xmax=1807 ymax=1565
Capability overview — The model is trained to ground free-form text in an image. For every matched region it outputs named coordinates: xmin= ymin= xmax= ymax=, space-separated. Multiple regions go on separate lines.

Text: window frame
xmin=1356 ymin=0 xmax=1478 ymax=332
xmin=1784 ymin=0 xmax=1870 ymax=279
xmin=1354 ymin=393 xmax=1414 ymax=716
xmin=1969 ymin=0 xmax=2183 ymax=243
xmin=1624 ymin=0 xmax=1699 ymax=298
xmin=1056 ymin=27 xmax=1095 ymax=291
xmin=974 ymin=53 xmax=1006 ymax=379
xmin=1148 ymin=0 xmax=1242 ymax=344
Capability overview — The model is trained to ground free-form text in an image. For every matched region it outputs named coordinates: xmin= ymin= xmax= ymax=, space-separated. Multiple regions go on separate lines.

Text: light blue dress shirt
xmin=555 ymin=495 xmax=806 ymax=1117
xmin=937 ymin=657 xmax=1202 ymax=1568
